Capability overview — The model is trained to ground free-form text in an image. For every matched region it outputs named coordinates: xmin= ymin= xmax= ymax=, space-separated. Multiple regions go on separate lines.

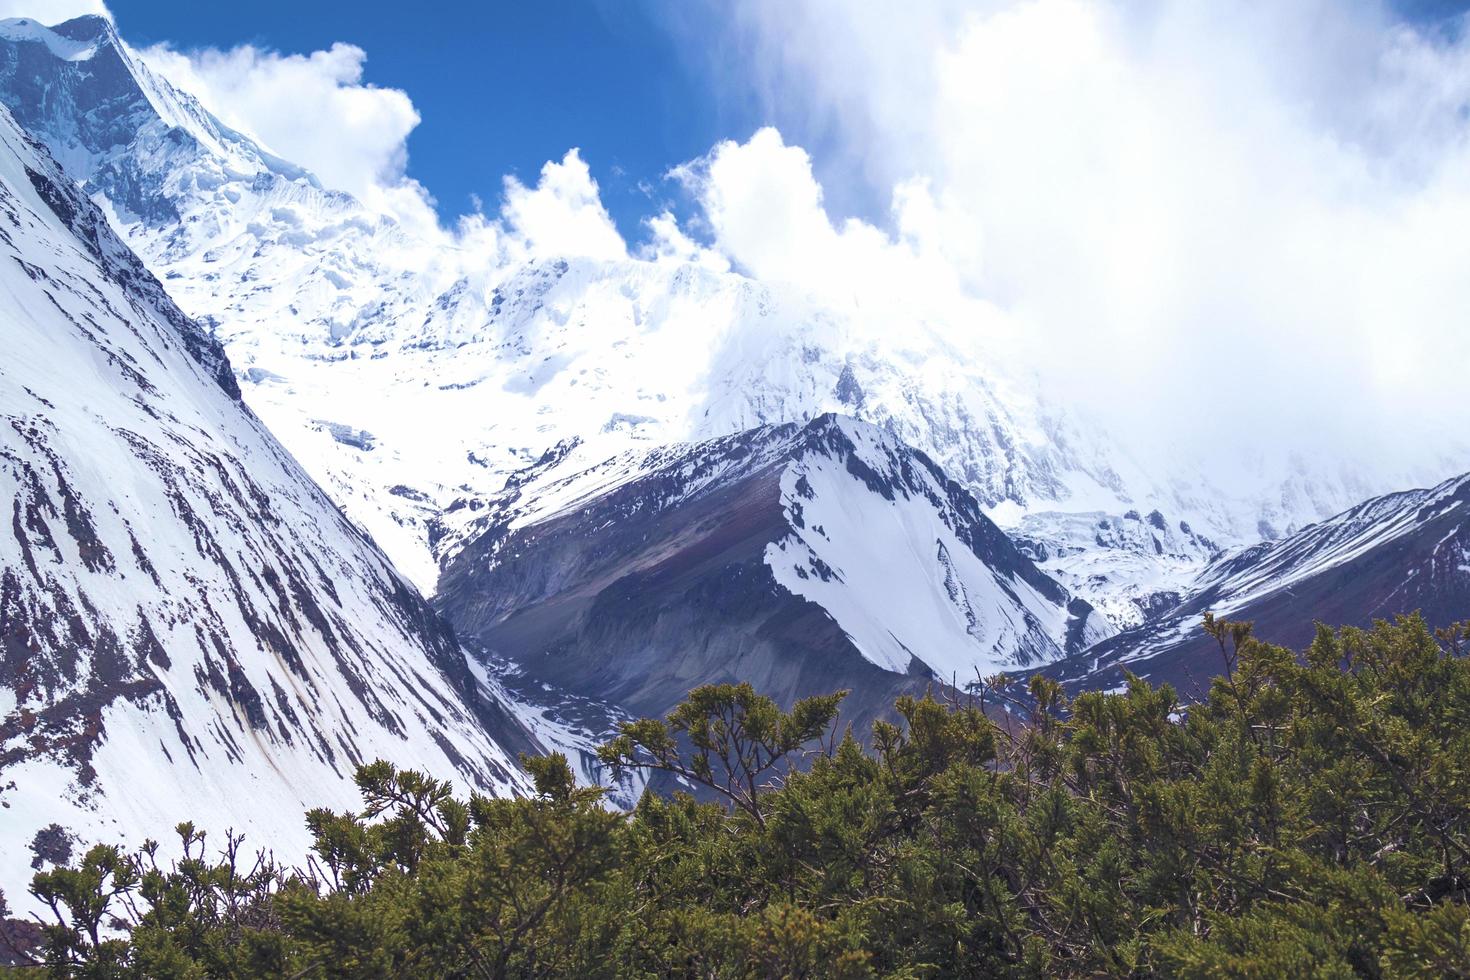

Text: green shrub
xmin=10 ymin=615 xmax=1470 ymax=978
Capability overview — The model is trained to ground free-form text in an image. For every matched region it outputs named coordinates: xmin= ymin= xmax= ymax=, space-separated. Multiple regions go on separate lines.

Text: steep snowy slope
xmin=0 ymin=104 xmax=534 ymax=899
xmin=436 ymin=415 xmax=1112 ymax=733
xmin=1040 ymin=472 xmax=1470 ymax=694
xmin=1 ymin=13 xmax=1446 ymax=622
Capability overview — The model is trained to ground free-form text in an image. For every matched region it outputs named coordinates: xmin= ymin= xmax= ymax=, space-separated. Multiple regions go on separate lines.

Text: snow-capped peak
xmin=440 ymin=413 xmax=1113 ymax=687
xmin=0 ymin=16 xmax=110 ymax=61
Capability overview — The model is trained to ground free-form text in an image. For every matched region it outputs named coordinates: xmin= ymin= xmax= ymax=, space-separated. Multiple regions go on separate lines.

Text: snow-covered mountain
xmin=435 ymin=414 xmax=1112 ymax=735
xmin=1 ymin=13 xmax=1450 ymax=627
xmin=1040 ymin=471 xmax=1470 ymax=694
xmin=0 ymin=100 xmax=536 ymax=898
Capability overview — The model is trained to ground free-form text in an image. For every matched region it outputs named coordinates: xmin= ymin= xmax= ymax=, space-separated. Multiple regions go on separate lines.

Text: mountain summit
xmin=0 ymin=13 xmax=312 ymax=212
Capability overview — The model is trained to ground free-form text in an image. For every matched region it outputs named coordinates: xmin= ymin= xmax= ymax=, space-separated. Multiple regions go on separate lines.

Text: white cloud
xmin=132 ymin=30 xmax=630 ymax=268
xmin=133 ymin=34 xmax=634 ymax=261
xmin=662 ymin=0 xmax=1470 ymax=471
xmin=499 ymin=149 xmax=626 ymax=262
xmin=641 ymin=210 xmax=730 ymax=271
xmin=138 ymin=41 xmax=439 ymax=233
xmin=0 ymin=1 xmax=108 ymax=21
xmin=687 ymin=128 xmax=995 ymax=341
xmin=115 ymin=13 xmax=641 ymax=266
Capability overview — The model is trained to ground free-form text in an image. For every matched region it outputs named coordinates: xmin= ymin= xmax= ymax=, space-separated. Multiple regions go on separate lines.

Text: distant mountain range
xmin=1039 ymin=471 xmax=1470 ymax=696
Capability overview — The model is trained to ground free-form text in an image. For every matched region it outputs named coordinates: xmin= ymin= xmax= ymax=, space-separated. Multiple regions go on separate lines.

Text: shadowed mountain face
xmin=1037 ymin=472 xmax=1470 ymax=695
xmin=0 ymin=100 xmax=534 ymax=898
xmin=436 ymin=415 xmax=1112 ymax=732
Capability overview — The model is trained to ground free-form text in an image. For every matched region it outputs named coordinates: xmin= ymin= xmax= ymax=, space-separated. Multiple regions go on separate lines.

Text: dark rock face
xmin=833 ymin=363 xmax=865 ymax=409
xmin=440 ymin=453 xmax=930 ymax=729
xmin=0 ymin=16 xmax=183 ymax=227
xmin=436 ymin=415 xmax=1107 ymax=734
xmin=1037 ymin=473 xmax=1470 ymax=696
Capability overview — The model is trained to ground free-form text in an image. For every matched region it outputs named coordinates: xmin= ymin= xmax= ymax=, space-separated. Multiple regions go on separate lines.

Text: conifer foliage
xmin=6 ymin=615 xmax=1470 ymax=977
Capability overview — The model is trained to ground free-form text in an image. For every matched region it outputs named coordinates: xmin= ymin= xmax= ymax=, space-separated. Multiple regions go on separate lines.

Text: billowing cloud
xmin=499 ymin=150 xmax=627 ymax=262
xmin=0 ymin=1 xmax=108 ymax=21
xmin=671 ymin=128 xmax=975 ymax=325
xmin=660 ymin=0 xmax=1470 ymax=472
xmin=138 ymin=41 xmax=439 ymax=233
xmin=642 ymin=211 xmax=730 ymax=271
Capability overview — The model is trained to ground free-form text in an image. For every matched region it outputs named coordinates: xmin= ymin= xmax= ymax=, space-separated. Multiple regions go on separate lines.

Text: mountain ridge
xmin=1035 ymin=469 xmax=1470 ymax=695
xmin=436 ymin=413 xmax=1112 ymax=744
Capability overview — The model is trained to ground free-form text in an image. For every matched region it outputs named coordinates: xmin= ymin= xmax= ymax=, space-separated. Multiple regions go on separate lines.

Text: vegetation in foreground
xmin=4 ymin=615 xmax=1470 ymax=977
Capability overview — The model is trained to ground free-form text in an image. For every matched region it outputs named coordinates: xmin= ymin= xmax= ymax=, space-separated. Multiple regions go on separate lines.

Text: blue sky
xmin=104 ymin=0 xmax=759 ymax=238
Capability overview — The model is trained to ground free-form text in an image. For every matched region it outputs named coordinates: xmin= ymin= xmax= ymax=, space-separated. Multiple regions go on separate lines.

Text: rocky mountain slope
xmin=1039 ymin=471 xmax=1470 ymax=694
xmin=0 ymin=100 xmax=534 ymax=899
xmin=436 ymin=415 xmax=1112 ymax=734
